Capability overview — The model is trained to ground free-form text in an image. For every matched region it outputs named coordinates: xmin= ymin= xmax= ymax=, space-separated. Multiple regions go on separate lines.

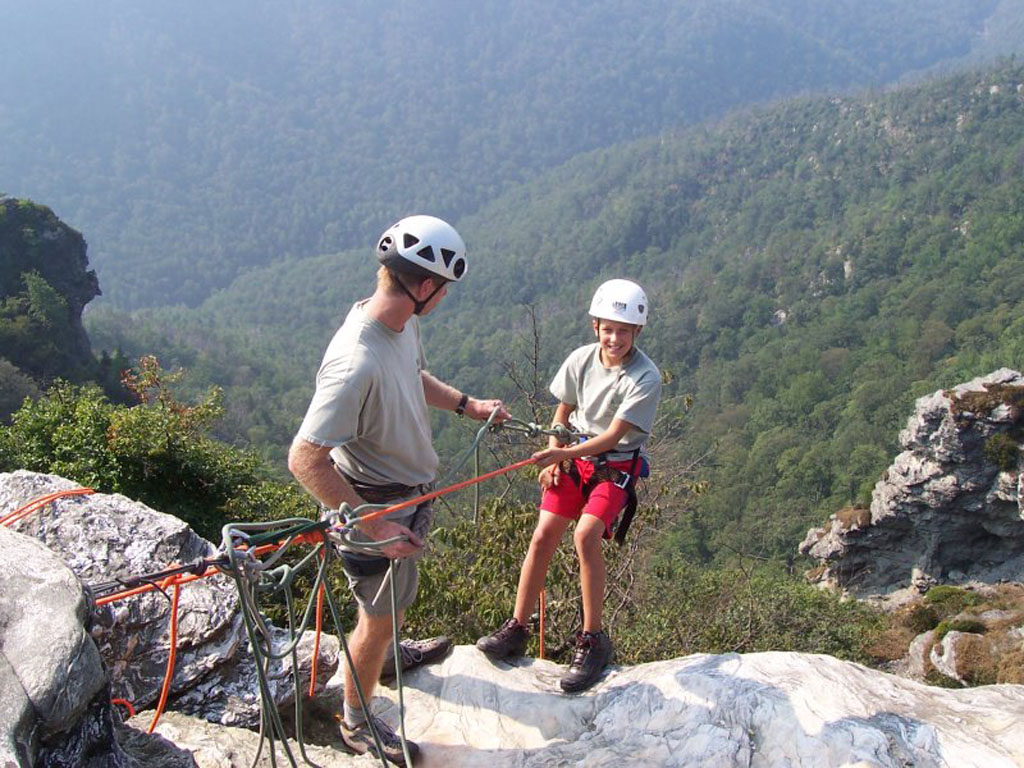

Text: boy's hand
xmin=532 ymin=446 xmax=569 ymax=470
xmin=538 ymin=462 xmax=562 ymax=489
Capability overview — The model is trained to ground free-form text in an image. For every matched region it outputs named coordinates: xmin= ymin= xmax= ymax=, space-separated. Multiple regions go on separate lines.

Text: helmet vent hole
xmin=379 ymin=236 xmax=393 ymax=252
xmin=417 ymin=245 xmax=436 ymax=262
xmin=452 ymin=259 xmax=466 ymax=279
xmin=403 ymin=233 xmax=420 ymax=249
xmin=440 ymin=248 xmax=455 ymax=267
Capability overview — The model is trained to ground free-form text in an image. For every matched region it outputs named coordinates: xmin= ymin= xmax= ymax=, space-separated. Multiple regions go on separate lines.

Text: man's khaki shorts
xmin=344 ymin=555 xmax=419 ymax=616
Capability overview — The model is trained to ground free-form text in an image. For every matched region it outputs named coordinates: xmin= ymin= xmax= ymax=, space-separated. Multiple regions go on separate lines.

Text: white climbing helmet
xmin=589 ymin=279 xmax=649 ymax=326
xmin=376 ymin=215 xmax=468 ymax=282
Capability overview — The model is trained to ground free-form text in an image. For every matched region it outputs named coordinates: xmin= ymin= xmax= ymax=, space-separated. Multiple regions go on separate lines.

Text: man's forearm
xmin=421 ymin=370 xmax=464 ymax=411
xmin=287 ymin=437 xmax=363 ymax=509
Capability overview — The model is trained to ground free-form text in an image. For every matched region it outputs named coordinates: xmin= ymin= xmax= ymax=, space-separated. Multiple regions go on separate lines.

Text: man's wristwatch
xmin=455 ymin=393 xmax=469 ymax=416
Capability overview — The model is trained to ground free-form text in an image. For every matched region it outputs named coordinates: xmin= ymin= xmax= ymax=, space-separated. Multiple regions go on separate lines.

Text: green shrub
xmin=933 ymin=618 xmax=987 ymax=642
xmin=0 ymin=357 xmax=315 ymax=541
xmin=901 ymin=604 xmax=940 ymax=634
xmin=984 ymin=433 xmax=1021 ymax=472
xmin=412 ymin=514 xmax=887 ymax=666
xmin=924 ymin=585 xmax=983 ymax=613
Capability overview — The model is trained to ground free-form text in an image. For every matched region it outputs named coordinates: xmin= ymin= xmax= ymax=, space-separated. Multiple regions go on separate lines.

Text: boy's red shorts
xmin=540 ymin=457 xmax=635 ymax=537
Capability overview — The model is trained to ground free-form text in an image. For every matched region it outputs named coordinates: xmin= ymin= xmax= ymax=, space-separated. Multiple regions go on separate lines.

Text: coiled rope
xmin=13 ymin=412 xmax=580 ymax=766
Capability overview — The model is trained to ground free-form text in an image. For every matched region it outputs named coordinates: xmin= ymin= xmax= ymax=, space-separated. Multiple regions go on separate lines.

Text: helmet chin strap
xmin=394 ymin=274 xmax=446 ymax=315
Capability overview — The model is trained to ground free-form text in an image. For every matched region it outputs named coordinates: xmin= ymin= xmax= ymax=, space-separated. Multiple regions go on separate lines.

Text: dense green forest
xmin=86 ymin=61 xmax=1024 ymax=568
xmin=4 ymin=0 xmax=1023 ymax=307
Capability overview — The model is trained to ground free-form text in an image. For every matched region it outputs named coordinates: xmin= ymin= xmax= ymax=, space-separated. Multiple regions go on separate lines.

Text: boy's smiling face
xmin=593 ymin=318 xmax=640 ymax=367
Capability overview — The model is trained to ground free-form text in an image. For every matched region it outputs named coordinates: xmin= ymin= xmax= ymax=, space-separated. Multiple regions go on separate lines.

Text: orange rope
xmin=95 ymin=566 xmax=219 ymax=606
xmin=309 ymin=581 xmax=325 ymax=699
xmin=539 ymin=588 xmax=546 ymax=660
xmin=71 ymin=458 xmax=536 ymax=729
xmin=111 ymin=698 xmax=136 ymax=719
xmin=148 ymin=579 xmax=180 ymax=733
xmin=353 ymin=457 xmax=536 ymax=527
xmin=0 ymin=487 xmax=94 ymax=527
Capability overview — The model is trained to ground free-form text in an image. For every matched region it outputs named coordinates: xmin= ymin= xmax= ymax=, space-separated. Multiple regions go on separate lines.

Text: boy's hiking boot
xmin=476 ymin=618 xmax=529 ymax=658
xmin=560 ymin=630 xmax=613 ymax=693
xmin=339 ymin=713 xmax=419 ymax=766
xmin=380 ymin=636 xmax=453 ymax=682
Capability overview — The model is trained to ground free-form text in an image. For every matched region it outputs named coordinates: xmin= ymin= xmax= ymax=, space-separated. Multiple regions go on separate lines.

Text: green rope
xmin=212 ymin=410 xmax=583 ymax=767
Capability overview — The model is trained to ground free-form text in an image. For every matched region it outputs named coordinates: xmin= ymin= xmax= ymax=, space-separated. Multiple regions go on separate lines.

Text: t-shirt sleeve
xmin=616 ymin=369 xmax=662 ymax=435
xmin=548 ymin=347 xmax=585 ymax=405
xmin=296 ymin=357 xmax=369 ymax=448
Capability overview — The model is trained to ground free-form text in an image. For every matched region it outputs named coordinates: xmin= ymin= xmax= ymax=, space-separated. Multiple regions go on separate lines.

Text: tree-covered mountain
xmin=0 ymin=197 xmax=124 ymax=418
xmin=4 ymin=0 xmax=1023 ymax=308
xmin=87 ymin=61 xmax=1024 ymax=565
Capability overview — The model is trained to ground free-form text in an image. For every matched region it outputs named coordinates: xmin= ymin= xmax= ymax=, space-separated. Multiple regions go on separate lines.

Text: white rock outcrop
xmin=144 ymin=646 xmax=1024 ymax=767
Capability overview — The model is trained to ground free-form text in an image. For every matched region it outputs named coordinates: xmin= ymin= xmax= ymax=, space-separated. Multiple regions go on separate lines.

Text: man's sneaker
xmin=339 ymin=713 xmax=419 ymax=766
xmin=380 ymin=636 xmax=453 ymax=682
xmin=476 ymin=618 xmax=530 ymax=658
xmin=560 ymin=630 xmax=613 ymax=693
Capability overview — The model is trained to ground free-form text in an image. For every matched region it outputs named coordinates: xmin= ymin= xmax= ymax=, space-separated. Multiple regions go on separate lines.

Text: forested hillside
xmin=3 ymin=0 xmax=1022 ymax=307
xmin=87 ymin=62 xmax=1024 ymax=565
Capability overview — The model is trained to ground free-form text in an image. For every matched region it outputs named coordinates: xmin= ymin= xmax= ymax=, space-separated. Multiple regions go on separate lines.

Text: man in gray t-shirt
xmin=289 ymin=215 xmax=507 ymax=764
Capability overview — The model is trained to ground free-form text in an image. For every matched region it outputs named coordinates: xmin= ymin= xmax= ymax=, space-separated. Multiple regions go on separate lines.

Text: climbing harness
xmin=559 ymin=442 xmax=650 ymax=545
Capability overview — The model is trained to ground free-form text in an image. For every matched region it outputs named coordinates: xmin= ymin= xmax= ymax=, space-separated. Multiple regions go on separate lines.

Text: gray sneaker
xmin=560 ymin=630 xmax=613 ymax=693
xmin=339 ymin=713 xmax=419 ymax=766
xmin=476 ymin=618 xmax=529 ymax=658
xmin=380 ymin=636 xmax=453 ymax=682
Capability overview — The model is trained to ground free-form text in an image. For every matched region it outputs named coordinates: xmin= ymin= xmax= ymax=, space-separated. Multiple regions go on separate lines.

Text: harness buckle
xmin=612 ymin=471 xmax=632 ymax=490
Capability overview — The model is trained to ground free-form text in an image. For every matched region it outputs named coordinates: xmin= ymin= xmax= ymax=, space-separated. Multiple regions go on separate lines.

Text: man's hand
xmin=356 ymin=517 xmax=424 ymax=559
xmin=467 ymin=397 xmax=510 ymax=422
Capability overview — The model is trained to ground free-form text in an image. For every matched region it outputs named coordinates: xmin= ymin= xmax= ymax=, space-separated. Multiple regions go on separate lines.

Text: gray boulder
xmin=1 ymin=471 xmax=339 ymax=728
xmin=0 ymin=525 xmax=123 ymax=766
xmin=801 ymin=369 xmax=1024 ymax=598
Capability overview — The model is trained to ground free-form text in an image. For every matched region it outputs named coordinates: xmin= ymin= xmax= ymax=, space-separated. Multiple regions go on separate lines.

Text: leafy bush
xmin=933 ymin=618 xmax=987 ymax=642
xmin=984 ymin=432 xmax=1021 ymax=472
xmin=612 ymin=558 xmax=885 ymax=665
xmin=410 ymin=500 xmax=886 ymax=665
xmin=924 ymin=585 xmax=983 ymax=613
xmin=0 ymin=357 xmax=316 ymax=541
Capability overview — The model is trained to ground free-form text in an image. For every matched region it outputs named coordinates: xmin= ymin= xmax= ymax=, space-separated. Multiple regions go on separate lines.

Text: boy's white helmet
xmin=377 ymin=215 xmax=467 ymax=282
xmin=589 ymin=279 xmax=648 ymax=326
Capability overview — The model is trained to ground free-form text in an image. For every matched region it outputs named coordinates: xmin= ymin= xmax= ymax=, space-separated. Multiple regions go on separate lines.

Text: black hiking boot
xmin=380 ymin=636 xmax=453 ymax=683
xmin=560 ymin=630 xmax=613 ymax=693
xmin=476 ymin=618 xmax=529 ymax=659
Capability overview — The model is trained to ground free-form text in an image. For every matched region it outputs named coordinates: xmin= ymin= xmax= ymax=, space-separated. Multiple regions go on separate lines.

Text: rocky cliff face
xmin=801 ymin=368 xmax=1024 ymax=600
xmin=0 ymin=196 xmax=100 ymax=386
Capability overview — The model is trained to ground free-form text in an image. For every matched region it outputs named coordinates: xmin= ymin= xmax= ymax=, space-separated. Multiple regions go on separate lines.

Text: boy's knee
xmin=530 ymin=518 xmax=564 ymax=550
xmin=573 ymin=520 xmax=604 ymax=554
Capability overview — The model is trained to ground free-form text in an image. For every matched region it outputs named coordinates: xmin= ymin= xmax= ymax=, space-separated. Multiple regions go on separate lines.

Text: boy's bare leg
xmin=345 ymin=608 xmax=404 ymax=711
xmin=513 ymin=511 xmax=572 ymax=623
xmin=574 ymin=515 xmax=607 ymax=633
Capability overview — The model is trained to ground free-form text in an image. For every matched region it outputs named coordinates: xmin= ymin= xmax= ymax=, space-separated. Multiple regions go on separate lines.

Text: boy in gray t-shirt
xmin=477 ymin=279 xmax=662 ymax=694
